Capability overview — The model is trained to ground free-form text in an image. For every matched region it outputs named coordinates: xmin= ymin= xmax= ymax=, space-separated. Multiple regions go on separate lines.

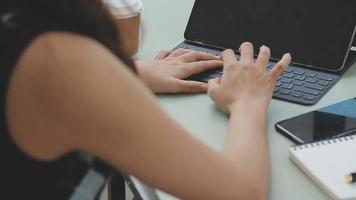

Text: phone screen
xmin=276 ymin=98 xmax=356 ymax=143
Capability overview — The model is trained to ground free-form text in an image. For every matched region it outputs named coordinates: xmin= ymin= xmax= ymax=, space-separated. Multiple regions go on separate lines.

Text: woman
xmin=0 ymin=0 xmax=291 ymax=200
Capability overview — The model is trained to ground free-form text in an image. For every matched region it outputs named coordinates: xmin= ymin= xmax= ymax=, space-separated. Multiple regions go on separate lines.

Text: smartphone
xmin=275 ymin=97 xmax=356 ymax=144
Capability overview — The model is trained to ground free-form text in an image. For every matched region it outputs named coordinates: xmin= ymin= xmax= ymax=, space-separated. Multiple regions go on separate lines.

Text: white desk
xmin=135 ymin=0 xmax=356 ymax=199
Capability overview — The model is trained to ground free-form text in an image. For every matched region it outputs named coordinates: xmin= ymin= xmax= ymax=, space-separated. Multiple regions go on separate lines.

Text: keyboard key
xmin=283 ymin=73 xmax=294 ymax=78
xmin=295 ymin=75 xmax=306 ymax=81
xmin=276 ymin=81 xmax=282 ymax=87
xmin=291 ymin=92 xmax=303 ymax=98
xmin=306 ymin=78 xmax=318 ymax=83
xmin=281 ymin=77 xmax=293 ymax=83
xmin=303 ymin=94 xmax=316 ymax=101
xmin=279 ymin=89 xmax=292 ymax=95
xmin=284 ymin=68 xmax=294 ymax=73
xmin=274 ymin=87 xmax=280 ymax=93
xmin=282 ymin=84 xmax=294 ymax=89
xmin=294 ymin=70 xmax=305 ymax=75
xmin=216 ymin=69 xmax=223 ymax=74
xmin=201 ymin=78 xmax=210 ymax=83
xmin=293 ymin=80 xmax=304 ymax=86
xmin=294 ymin=86 xmax=321 ymax=96
xmin=317 ymin=75 xmax=335 ymax=82
xmin=304 ymin=83 xmax=325 ymax=91
xmin=318 ymin=80 xmax=330 ymax=86
xmin=209 ymin=73 xmax=221 ymax=78
xmin=305 ymin=72 xmax=317 ymax=77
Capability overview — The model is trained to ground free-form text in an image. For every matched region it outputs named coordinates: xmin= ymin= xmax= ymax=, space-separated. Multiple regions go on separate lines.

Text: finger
xmin=222 ymin=49 xmax=238 ymax=72
xmin=167 ymin=48 xmax=191 ymax=58
xmin=270 ymin=53 xmax=292 ymax=80
xmin=182 ymin=60 xmax=223 ymax=77
xmin=239 ymin=42 xmax=254 ymax=64
xmin=207 ymin=78 xmax=220 ymax=96
xmin=255 ymin=45 xmax=271 ymax=68
xmin=178 ymin=51 xmax=219 ymax=63
xmin=155 ymin=50 xmax=172 ymax=59
xmin=175 ymin=79 xmax=208 ymax=93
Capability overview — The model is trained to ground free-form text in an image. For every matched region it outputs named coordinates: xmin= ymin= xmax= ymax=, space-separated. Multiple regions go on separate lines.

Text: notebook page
xmin=290 ymin=136 xmax=356 ymax=200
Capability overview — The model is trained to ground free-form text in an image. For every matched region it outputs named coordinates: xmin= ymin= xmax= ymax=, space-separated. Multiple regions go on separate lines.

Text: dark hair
xmin=8 ymin=0 xmax=136 ymax=71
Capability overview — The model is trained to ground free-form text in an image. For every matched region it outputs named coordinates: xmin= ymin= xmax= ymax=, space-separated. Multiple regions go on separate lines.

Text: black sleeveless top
xmin=0 ymin=10 xmax=116 ymax=200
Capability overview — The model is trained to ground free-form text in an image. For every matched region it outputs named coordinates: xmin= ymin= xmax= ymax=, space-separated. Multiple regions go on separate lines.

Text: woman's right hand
xmin=208 ymin=42 xmax=291 ymax=113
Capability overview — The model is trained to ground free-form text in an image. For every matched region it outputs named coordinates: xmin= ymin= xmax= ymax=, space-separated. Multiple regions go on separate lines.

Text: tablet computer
xmin=184 ymin=0 xmax=356 ymax=71
xmin=275 ymin=97 xmax=356 ymax=144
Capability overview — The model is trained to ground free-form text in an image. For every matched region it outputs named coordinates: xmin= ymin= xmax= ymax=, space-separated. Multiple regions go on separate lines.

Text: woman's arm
xmin=207 ymin=44 xmax=291 ymax=196
xmin=7 ymin=33 xmax=290 ymax=200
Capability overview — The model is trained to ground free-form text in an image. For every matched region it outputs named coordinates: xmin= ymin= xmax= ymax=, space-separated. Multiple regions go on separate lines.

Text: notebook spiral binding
xmin=292 ymin=135 xmax=355 ymax=151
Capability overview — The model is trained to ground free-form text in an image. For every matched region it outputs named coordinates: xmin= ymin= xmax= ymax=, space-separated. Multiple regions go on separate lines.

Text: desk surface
xmin=136 ymin=0 xmax=356 ymax=199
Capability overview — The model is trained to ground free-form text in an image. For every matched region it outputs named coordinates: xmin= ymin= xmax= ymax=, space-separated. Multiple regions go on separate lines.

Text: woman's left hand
xmin=135 ymin=49 xmax=222 ymax=93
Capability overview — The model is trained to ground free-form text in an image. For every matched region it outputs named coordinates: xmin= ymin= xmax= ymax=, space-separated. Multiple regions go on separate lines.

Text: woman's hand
xmin=136 ymin=49 xmax=222 ymax=93
xmin=208 ymin=42 xmax=291 ymax=113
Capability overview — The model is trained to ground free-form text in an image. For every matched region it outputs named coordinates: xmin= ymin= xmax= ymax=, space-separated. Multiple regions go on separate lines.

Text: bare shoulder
xmin=7 ymin=32 xmax=133 ymax=161
xmin=14 ymin=31 xmax=127 ymax=82
xmin=39 ymin=32 xmax=124 ymax=70
xmin=45 ymin=32 xmax=114 ymax=56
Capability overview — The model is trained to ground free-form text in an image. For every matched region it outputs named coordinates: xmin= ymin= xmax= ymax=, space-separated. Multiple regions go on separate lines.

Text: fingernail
xmin=260 ymin=45 xmax=266 ymax=49
xmin=285 ymin=53 xmax=291 ymax=57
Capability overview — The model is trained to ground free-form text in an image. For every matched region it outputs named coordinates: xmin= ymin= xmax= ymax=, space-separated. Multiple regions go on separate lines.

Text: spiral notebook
xmin=289 ymin=135 xmax=356 ymax=200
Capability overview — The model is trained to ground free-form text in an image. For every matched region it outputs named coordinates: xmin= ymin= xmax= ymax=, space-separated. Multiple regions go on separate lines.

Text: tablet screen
xmin=277 ymin=98 xmax=356 ymax=143
xmin=185 ymin=0 xmax=356 ymax=71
